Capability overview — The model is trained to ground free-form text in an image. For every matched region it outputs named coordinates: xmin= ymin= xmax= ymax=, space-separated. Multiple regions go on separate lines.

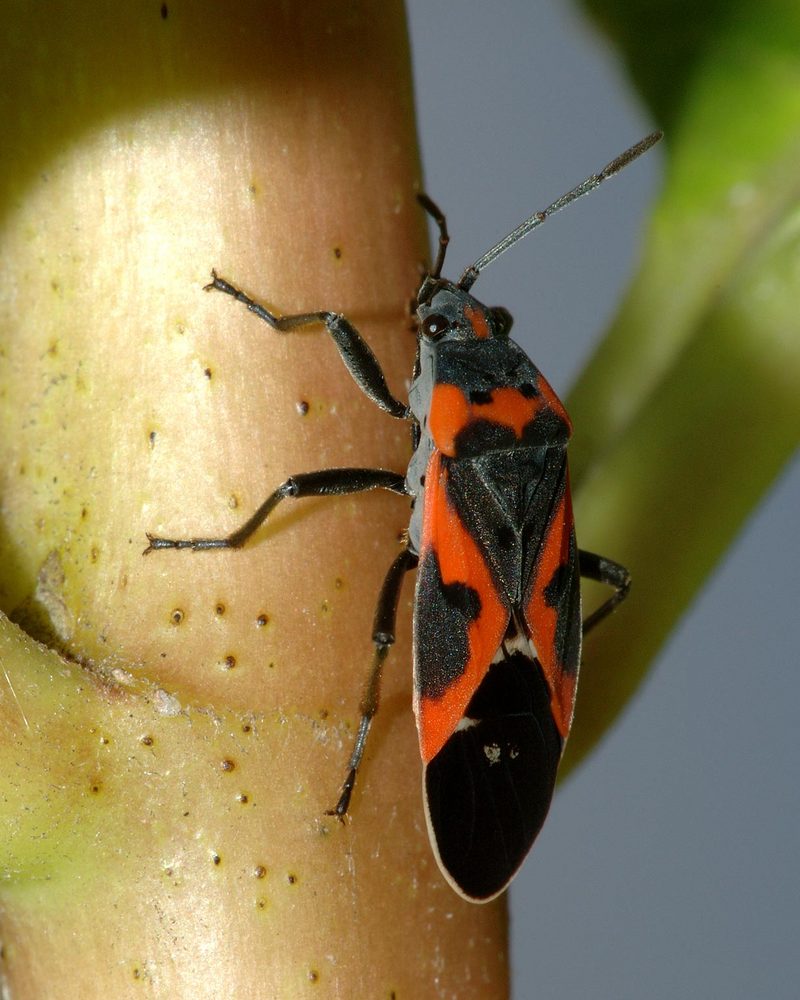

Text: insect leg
xmin=417 ymin=193 xmax=450 ymax=279
xmin=328 ymin=546 xmax=418 ymax=818
xmin=144 ymin=468 xmax=407 ymax=553
xmin=205 ymin=271 xmax=408 ymax=419
xmin=578 ymin=549 xmax=631 ymax=636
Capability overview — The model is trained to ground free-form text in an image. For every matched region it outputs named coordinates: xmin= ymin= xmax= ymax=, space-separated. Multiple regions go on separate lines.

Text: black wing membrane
xmin=423 ymin=643 xmax=562 ymax=902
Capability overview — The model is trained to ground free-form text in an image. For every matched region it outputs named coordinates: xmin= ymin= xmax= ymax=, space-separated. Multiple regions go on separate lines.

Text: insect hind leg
xmin=328 ymin=547 xmax=417 ymax=818
xmin=578 ymin=549 xmax=631 ymax=636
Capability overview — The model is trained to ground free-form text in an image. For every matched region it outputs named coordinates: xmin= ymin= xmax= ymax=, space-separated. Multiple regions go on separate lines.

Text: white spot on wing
xmin=490 ymin=619 xmax=538 ymax=665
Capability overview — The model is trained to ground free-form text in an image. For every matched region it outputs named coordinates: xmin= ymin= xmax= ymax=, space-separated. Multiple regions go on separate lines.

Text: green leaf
xmin=563 ymin=0 xmax=800 ymax=770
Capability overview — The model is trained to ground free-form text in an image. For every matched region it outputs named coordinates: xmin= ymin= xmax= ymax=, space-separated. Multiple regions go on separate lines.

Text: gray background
xmin=405 ymin=3 xmax=799 ymax=998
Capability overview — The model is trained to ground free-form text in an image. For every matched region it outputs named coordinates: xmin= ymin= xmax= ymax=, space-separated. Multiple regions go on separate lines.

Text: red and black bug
xmin=145 ymin=131 xmax=661 ymax=901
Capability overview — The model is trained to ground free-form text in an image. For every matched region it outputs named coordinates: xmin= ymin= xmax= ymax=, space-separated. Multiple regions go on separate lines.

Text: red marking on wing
xmin=428 ymin=384 xmax=470 ymax=455
xmin=523 ymin=484 xmax=578 ymax=739
xmin=429 ymin=384 xmax=545 ymax=456
xmin=415 ymin=451 xmax=509 ymax=763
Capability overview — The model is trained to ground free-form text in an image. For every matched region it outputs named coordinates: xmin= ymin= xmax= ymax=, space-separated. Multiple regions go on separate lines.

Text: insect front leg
xmin=205 ymin=271 xmax=408 ymax=419
xmin=416 ymin=193 xmax=450 ymax=280
xmin=144 ymin=468 xmax=407 ymax=553
xmin=578 ymin=549 xmax=631 ymax=636
xmin=328 ymin=546 xmax=417 ymax=818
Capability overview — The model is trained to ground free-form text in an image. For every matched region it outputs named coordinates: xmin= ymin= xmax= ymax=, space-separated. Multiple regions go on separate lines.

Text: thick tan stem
xmin=0 ymin=3 xmax=509 ymax=996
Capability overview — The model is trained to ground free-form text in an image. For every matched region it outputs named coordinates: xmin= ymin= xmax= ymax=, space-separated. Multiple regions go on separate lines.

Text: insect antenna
xmin=458 ymin=130 xmax=662 ymax=292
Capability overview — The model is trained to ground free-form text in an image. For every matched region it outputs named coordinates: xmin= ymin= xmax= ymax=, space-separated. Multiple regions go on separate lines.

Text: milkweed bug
xmin=145 ymin=130 xmax=661 ymax=901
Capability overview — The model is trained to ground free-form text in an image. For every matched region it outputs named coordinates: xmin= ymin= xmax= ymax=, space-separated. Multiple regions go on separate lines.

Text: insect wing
xmin=522 ymin=463 xmax=582 ymax=740
xmin=414 ymin=449 xmax=566 ymax=901
xmin=413 ymin=450 xmax=510 ymax=766
xmin=424 ymin=640 xmax=563 ymax=900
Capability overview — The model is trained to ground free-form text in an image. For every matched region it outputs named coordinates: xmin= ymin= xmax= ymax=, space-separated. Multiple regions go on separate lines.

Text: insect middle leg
xmin=205 ymin=271 xmax=408 ymax=419
xmin=578 ymin=549 xmax=631 ymax=636
xmin=144 ymin=468 xmax=407 ymax=553
xmin=328 ymin=546 xmax=418 ymax=818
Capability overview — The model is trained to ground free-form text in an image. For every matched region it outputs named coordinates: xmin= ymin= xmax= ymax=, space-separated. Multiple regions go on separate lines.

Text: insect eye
xmin=489 ymin=306 xmax=513 ymax=337
xmin=421 ymin=313 xmax=450 ymax=340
